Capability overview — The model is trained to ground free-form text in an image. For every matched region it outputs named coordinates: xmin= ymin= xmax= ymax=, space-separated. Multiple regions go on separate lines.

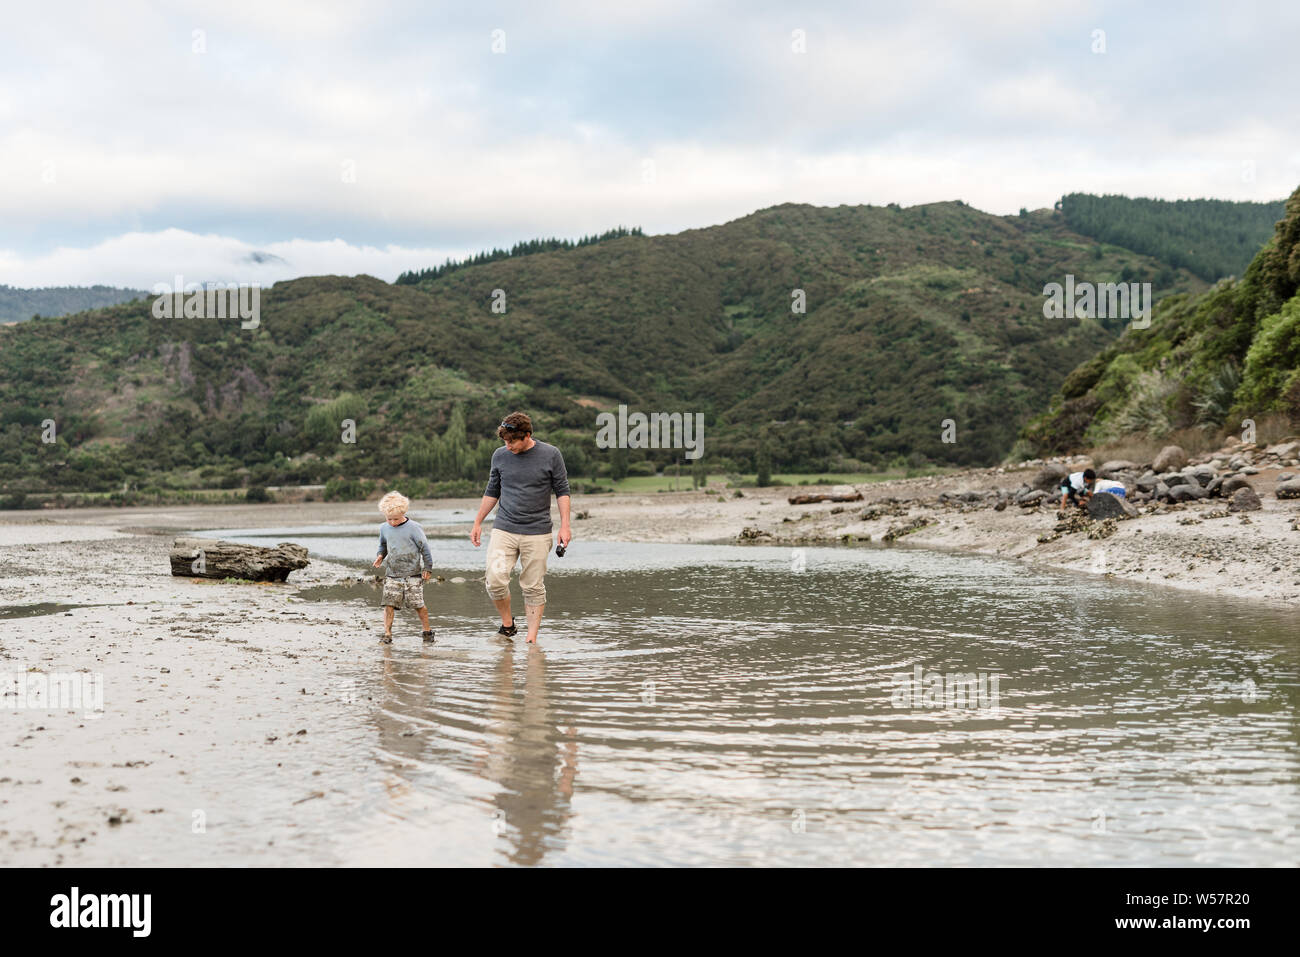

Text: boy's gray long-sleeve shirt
xmin=376 ymin=518 xmax=434 ymax=577
xmin=483 ymin=440 xmax=570 ymax=535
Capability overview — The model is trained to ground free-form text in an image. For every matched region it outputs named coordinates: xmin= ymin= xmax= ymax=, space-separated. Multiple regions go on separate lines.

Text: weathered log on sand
xmin=170 ymin=538 xmax=309 ymax=581
xmin=786 ymin=492 xmax=864 ymax=505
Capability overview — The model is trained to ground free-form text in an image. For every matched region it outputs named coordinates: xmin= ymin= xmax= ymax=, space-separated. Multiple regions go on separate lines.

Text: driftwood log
xmin=787 ymin=492 xmax=864 ymax=505
xmin=170 ymin=538 xmax=309 ymax=582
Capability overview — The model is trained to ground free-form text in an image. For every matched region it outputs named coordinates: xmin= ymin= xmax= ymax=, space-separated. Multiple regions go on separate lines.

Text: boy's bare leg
xmin=492 ymin=595 xmax=514 ymax=628
xmin=524 ymin=604 xmax=543 ymax=643
xmin=383 ymin=606 xmax=395 ymax=636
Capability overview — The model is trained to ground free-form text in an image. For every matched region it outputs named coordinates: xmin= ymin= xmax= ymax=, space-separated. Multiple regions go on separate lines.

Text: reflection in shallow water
xmin=366 ymin=641 xmax=577 ymax=865
xmin=480 ymin=647 xmax=577 ymax=865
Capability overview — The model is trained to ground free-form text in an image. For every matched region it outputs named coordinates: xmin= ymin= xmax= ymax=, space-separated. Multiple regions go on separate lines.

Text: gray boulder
xmin=1155 ymin=481 xmax=1171 ymax=500
xmin=1206 ymin=476 xmax=1224 ymax=497
xmin=1276 ymin=478 xmax=1300 ymax=500
xmin=1099 ymin=460 xmax=1140 ymax=478
xmin=1228 ymin=487 xmax=1262 ymax=512
xmin=1153 ymin=445 xmax=1188 ymax=473
xmin=1170 ymin=484 xmax=1208 ymax=502
xmin=1017 ymin=489 xmax=1047 ymax=507
xmin=1087 ymin=491 xmax=1137 ymax=520
xmin=1135 ymin=472 xmax=1160 ymax=492
xmin=1188 ymin=465 xmax=1216 ymax=486
xmin=1162 ymin=472 xmax=1192 ymax=488
xmin=1031 ymin=464 xmax=1070 ymax=492
xmin=1220 ymin=475 xmax=1253 ymax=496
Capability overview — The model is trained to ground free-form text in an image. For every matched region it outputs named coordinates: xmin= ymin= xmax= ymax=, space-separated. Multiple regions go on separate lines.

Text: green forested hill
xmin=0 ymin=200 xmax=1217 ymax=495
xmin=1023 ymin=187 xmax=1300 ymax=454
xmin=1058 ymin=193 xmax=1285 ymax=282
xmin=0 ymin=284 xmax=147 ymax=324
xmin=394 ymin=226 xmax=643 ymax=285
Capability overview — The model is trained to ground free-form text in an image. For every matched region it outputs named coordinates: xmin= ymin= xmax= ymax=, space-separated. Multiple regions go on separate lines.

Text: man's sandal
xmin=496 ymin=621 xmax=517 ymax=640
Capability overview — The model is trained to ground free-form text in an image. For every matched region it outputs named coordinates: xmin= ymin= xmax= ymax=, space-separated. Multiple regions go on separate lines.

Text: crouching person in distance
xmin=1059 ymin=468 xmax=1097 ymax=512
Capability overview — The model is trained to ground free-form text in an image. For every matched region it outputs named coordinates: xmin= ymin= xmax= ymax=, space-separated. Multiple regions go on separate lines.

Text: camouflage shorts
xmin=382 ymin=576 xmax=425 ymax=609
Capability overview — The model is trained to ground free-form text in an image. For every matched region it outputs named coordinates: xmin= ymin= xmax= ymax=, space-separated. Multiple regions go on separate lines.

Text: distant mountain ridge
xmin=0 ymin=284 xmax=147 ymax=324
xmin=1 ymin=194 xmax=1277 ymax=495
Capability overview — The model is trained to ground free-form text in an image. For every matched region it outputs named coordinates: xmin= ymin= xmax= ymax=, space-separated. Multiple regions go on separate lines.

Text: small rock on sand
xmin=1229 ymin=487 xmax=1263 ymax=512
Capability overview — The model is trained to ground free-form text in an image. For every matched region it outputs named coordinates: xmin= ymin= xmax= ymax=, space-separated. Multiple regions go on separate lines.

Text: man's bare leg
xmin=524 ymin=603 xmax=543 ymax=643
xmin=417 ymin=606 xmax=430 ymax=631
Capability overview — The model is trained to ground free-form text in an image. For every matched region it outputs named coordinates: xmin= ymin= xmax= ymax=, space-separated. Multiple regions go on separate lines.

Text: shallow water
xmin=0 ymin=601 xmax=102 ymax=620
xmin=186 ymin=525 xmax=1300 ymax=866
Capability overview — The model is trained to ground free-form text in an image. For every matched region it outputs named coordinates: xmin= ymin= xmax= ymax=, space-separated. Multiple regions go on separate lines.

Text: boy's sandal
xmin=380 ymin=633 xmax=393 ymax=644
xmin=422 ymin=630 xmax=435 ymax=643
xmin=496 ymin=622 xmax=517 ymax=639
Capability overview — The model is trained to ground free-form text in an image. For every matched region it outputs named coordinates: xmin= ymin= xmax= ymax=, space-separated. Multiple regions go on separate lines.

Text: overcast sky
xmin=2 ymin=0 xmax=1298 ymax=289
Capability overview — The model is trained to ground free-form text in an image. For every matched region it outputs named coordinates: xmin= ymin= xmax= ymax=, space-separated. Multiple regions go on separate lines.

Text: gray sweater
xmin=484 ymin=440 xmax=570 ymax=534
xmin=376 ymin=518 xmax=434 ymax=577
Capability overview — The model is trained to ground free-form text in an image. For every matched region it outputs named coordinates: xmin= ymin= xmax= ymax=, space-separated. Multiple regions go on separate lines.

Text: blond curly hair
xmin=378 ymin=491 xmax=410 ymax=516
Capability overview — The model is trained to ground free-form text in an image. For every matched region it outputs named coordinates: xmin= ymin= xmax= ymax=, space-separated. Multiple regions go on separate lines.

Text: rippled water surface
xmin=194 ymin=524 xmax=1300 ymax=866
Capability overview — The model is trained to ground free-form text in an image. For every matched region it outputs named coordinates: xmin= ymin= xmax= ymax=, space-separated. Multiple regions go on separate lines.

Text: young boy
xmin=372 ymin=491 xmax=435 ymax=644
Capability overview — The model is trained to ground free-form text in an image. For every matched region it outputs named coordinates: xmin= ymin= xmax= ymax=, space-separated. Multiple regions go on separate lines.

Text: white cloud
xmin=0 ymin=1 xmax=1297 ymax=287
xmin=0 ymin=230 xmax=464 ymax=289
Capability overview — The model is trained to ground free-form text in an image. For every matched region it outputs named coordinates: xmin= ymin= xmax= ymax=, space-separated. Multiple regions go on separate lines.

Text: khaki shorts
xmin=382 ymin=576 xmax=425 ymax=609
xmin=484 ymin=530 xmax=552 ymax=607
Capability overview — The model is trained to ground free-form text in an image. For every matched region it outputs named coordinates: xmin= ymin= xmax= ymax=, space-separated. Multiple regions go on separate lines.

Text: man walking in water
xmin=470 ymin=411 xmax=572 ymax=643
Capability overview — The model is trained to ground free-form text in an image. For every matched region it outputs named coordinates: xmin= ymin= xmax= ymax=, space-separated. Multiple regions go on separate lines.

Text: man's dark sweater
xmin=484 ymin=440 xmax=570 ymax=534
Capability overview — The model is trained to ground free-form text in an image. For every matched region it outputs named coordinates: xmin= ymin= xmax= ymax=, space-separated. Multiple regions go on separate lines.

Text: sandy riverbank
xmin=5 ymin=460 xmax=1300 ymax=605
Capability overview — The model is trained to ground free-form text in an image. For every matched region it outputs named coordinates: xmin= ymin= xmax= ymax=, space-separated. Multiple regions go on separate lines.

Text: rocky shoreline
xmin=1008 ymin=438 xmax=1300 ymax=511
xmin=566 ymin=439 xmax=1300 ymax=606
